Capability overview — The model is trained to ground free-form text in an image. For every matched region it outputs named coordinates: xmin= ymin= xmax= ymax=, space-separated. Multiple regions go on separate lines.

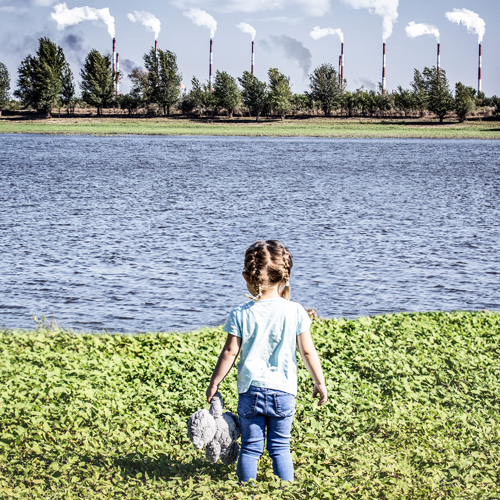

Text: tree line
xmin=1 ymin=36 xmax=499 ymax=122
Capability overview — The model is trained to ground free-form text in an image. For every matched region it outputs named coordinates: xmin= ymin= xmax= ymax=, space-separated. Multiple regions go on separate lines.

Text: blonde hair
xmin=244 ymin=240 xmax=293 ymax=300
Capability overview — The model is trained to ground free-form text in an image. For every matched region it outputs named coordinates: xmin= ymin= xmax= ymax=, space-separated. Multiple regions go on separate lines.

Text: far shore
xmin=1 ymin=113 xmax=500 ymax=139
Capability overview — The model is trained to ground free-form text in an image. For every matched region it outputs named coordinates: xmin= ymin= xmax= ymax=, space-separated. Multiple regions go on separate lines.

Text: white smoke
xmin=445 ymin=8 xmax=485 ymax=44
xmin=127 ymin=11 xmax=161 ymax=40
xmin=51 ymin=2 xmax=115 ymax=38
xmin=405 ymin=22 xmax=439 ymax=42
xmin=236 ymin=22 xmax=256 ymax=41
xmin=310 ymin=26 xmax=344 ymax=43
xmin=183 ymin=8 xmax=217 ymax=38
xmin=340 ymin=0 xmax=399 ymax=41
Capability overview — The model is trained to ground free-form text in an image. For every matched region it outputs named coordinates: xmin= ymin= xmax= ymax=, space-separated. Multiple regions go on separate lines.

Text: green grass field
xmin=1 ymin=116 xmax=500 ymax=139
xmin=1 ymin=311 xmax=499 ymax=499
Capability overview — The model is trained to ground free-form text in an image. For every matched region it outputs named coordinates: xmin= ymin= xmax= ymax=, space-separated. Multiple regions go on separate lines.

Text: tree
xmin=454 ymin=82 xmax=476 ymax=122
xmin=0 ymin=62 xmax=10 ymax=116
xmin=143 ymin=47 xmax=159 ymax=107
xmin=60 ymin=63 xmax=76 ymax=113
xmin=341 ymin=90 xmax=357 ymax=117
xmin=213 ymin=70 xmax=240 ymax=118
xmin=156 ymin=49 xmax=182 ymax=116
xmin=394 ymin=86 xmax=415 ymax=117
xmin=268 ymin=68 xmax=292 ymax=120
xmin=410 ymin=69 xmax=427 ymax=118
xmin=423 ymin=66 xmax=454 ymax=123
xmin=14 ymin=37 xmax=67 ymax=118
xmin=188 ymin=76 xmax=217 ymax=116
xmin=238 ymin=71 xmax=267 ymax=121
xmin=307 ymin=63 xmax=341 ymax=116
xmin=80 ymin=49 xmax=114 ymax=116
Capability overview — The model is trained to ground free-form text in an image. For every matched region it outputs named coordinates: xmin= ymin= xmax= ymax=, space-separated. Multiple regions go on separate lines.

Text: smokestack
xmin=478 ymin=44 xmax=482 ymax=94
xmin=251 ymin=40 xmax=255 ymax=75
xmin=437 ymin=43 xmax=441 ymax=77
xmin=112 ymin=37 xmax=116 ymax=74
xmin=116 ymin=53 xmax=120 ymax=96
xmin=155 ymin=39 xmax=158 ymax=55
xmin=338 ymin=55 xmax=341 ymax=86
xmin=209 ymin=38 xmax=213 ymax=91
xmin=382 ymin=42 xmax=387 ymax=96
xmin=341 ymin=42 xmax=344 ymax=87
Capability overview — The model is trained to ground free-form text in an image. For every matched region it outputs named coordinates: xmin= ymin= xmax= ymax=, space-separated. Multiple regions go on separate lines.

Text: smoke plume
xmin=340 ymin=0 xmax=399 ymax=41
xmin=310 ymin=26 xmax=344 ymax=43
xmin=51 ymin=2 xmax=115 ymax=38
xmin=261 ymin=35 xmax=312 ymax=79
xmin=127 ymin=11 xmax=161 ymax=40
xmin=405 ymin=22 xmax=439 ymax=42
xmin=183 ymin=8 xmax=217 ymax=38
xmin=121 ymin=59 xmax=137 ymax=74
xmin=236 ymin=22 xmax=256 ymax=41
xmin=445 ymin=8 xmax=485 ymax=43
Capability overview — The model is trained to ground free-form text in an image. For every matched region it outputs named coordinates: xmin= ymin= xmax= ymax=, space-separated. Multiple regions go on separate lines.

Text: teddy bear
xmin=187 ymin=392 xmax=241 ymax=465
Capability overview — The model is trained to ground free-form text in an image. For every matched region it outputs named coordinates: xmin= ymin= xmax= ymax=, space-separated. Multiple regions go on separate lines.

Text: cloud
xmin=445 ymin=8 xmax=485 ymax=43
xmin=33 ymin=0 xmax=57 ymax=5
xmin=310 ymin=26 xmax=344 ymax=43
xmin=183 ymin=8 xmax=217 ymax=38
xmin=236 ymin=22 xmax=256 ymax=40
xmin=51 ymin=2 xmax=116 ymax=38
xmin=340 ymin=0 xmax=399 ymax=41
xmin=127 ymin=10 xmax=161 ymax=40
xmin=405 ymin=22 xmax=439 ymax=42
xmin=261 ymin=16 xmax=301 ymax=25
xmin=261 ymin=35 xmax=312 ymax=79
xmin=121 ymin=59 xmax=138 ymax=74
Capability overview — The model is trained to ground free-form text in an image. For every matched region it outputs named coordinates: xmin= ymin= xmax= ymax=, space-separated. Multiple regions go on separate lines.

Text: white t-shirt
xmin=223 ymin=297 xmax=312 ymax=396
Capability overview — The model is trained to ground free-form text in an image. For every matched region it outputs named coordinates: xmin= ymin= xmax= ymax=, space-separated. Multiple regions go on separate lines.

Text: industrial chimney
xmin=155 ymin=40 xmax=158 ymax=55
xmin=209 ymin=38 xmax=213 ymax=91
xmin=478 ymin=44 xmax=482 ymax=94
xmin=338 ymin=55 xmax=341 ymax=86
xmin=112 ymin=38 xmax=117 ymax=96
xmin=116 ymin=53 xmax=120 ymax=96
xmin=382 ymin=43 xmax=386 ymax=96
xmin=251 ymin=41 xmax=255 ymax=75
xmin=341 ymin=42 xmax=344 ymax=86
xmin=437 ymin=43 xmax=441 ymax=77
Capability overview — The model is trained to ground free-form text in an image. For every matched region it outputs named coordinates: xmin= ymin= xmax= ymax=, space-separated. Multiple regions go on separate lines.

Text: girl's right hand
xmin=313 ymin=383 xmax=327 ymax=406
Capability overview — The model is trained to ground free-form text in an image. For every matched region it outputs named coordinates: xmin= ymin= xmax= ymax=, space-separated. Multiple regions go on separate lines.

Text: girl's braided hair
xmin=244 ymin=240 xmax=293 ymax=300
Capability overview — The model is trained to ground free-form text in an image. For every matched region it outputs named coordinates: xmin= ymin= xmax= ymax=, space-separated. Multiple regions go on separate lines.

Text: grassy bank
xmin=1 ymin=116 xmax=500 ymax=139
xmin=1 ymin=311 xmax=499 ymax=499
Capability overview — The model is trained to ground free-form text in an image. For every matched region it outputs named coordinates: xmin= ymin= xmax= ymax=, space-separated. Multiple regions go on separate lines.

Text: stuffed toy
xmin=187 ymin=392 xmax=241 ymax=465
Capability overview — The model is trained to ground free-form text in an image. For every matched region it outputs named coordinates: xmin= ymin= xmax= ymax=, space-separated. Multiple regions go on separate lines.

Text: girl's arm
xmin=206 ymin=333 xmax=242 ymax=403
xmin=297 ymin=329 xmax=328 ymax=406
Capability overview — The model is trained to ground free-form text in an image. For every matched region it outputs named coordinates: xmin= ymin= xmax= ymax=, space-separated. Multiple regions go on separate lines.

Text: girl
xmin=206 ymin=240 xmax=327 ymax=482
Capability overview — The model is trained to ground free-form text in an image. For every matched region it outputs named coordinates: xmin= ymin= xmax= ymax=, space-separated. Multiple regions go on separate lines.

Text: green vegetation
xmin=0 ymin=62 xmax=10 ymax=116
xmin=1 ymin=311 xmax=499 ymax=499
xmin=1 ymin=116 xmax=500 ymax=139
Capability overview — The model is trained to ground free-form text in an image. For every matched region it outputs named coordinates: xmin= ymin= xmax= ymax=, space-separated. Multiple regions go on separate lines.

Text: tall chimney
xmin=116 ymin=53 xmax=120 ymax=96
xmin=341 ymin=42 xmax=344 ymax=86
xmin=251 ymin=41 xmax=255 ymax=75
xmin=155 ymin=39 xmax=158 ymax=55
xmin=382 ymin=42 xmax=386 ymax=96
xmin=112 ymin=38 xmax=117 ymax=96
xmin=209 ymin=38 xmax=213 ymax=91
xmin=478 ymin=44 xmax=482 ymax=94
xmin=338 ymin=55 xmax=342 ymax=86
xmin=437 ymin=43 xmax=441 ymax=77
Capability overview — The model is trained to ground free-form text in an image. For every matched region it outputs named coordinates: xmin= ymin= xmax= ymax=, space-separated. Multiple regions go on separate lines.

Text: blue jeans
xmin=236 ymin=385 xmax=295 ymax=482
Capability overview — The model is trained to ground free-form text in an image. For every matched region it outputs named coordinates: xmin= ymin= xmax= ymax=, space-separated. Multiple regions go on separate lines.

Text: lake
xmin=0 ymin=134 xmax=499 ymax=332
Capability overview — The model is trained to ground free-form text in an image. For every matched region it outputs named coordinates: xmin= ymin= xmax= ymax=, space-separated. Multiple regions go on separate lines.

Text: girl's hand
xmin=206 ymin=383 xmax=218 ymax=403
xmin=313 ymin=383 xmax=327 ymax=406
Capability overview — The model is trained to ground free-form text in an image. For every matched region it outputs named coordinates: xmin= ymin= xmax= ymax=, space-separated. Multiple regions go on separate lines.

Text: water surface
xmin=0 ymin=135 xmax=498 ymax=332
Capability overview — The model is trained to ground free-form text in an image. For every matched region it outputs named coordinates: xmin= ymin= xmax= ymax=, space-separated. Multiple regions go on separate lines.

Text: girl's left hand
xmin=206 ymin=383 xmax=218 ymax=403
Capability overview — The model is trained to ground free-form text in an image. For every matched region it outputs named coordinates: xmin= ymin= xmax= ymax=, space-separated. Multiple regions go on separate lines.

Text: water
xmin=0 ymin=134 xmax=499 ymax=332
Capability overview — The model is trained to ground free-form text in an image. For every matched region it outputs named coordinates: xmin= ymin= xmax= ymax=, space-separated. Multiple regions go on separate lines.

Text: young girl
xmin=206 ymin=240 xmax=327 ymax=482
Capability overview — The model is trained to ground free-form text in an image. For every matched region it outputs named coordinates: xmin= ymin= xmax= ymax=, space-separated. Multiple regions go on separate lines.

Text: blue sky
xmin=0 ymin=0 xmax=498 ymax=96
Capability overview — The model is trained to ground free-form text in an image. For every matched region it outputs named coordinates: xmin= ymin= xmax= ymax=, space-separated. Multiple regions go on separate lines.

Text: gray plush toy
xmin=187 ymin=392 xmax=241 ymax=465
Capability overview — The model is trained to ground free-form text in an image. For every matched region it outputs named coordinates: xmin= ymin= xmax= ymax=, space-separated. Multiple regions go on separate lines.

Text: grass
xmin=1 ymin=311 xmax=499 ymax=499
xmin=1 ymin=115 xmax=500 ymax=139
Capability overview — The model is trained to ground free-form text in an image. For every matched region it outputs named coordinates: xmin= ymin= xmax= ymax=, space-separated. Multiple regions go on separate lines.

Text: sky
xmin=0 ymin=0 xmax=498 ymax=96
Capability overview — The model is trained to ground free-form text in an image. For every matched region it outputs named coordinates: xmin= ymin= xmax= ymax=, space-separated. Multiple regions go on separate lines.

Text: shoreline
xmin=1 ymin=115 xmax=500 ymax=139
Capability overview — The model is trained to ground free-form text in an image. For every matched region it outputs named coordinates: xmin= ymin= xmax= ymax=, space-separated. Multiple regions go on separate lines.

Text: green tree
xmin=268 ymin=68 xmax=292 ymax=120
xmin=213 ymin=70 xmax=240 ymax=118
xmin=188 ymin=76 xmax=217 ymax=116
xmin=423 ymin=66 xmax=454 ymax=123
xmin=80 ymin=49 xmax=114 ymax=116
xmin=410 ymin=69 xmax=427 ymax=118
xmin=341 ymin=90 xmax=357 ymax=117
xmin=14 ymin=37 xmax=67 ymax=118
xmin=0 ymin=62 xmax=10 ymax=116
xmin=454 ymin=82 xmax=476 ymax=122
xmin=156 ymin=49 xmax=182 ymax=116
xmin=143 ymin=47 xmax=159 ymax=107
xmin=307 ymin=63 xmax=341 ymax=116
xmin=238 ymin=71 xmax=267 ymax=121
xmin=394 ymin=86 xmax=415 ymax=117
xmin=60 ymin=63 xmax=76 ymax=113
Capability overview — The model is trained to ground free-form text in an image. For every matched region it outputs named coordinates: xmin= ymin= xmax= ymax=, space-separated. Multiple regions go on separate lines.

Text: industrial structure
xmin=251 ymin=41 xmax=255 ymax=75
xmin=478 ymin=44 xmax=482 ymax=93
xmin=209 ymin=38 xmax=213 ymax=90
xmin=437 ymin=43 xmax=441 ymax=76
xmin=382 ymin=43 xmax=387 ymax=96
